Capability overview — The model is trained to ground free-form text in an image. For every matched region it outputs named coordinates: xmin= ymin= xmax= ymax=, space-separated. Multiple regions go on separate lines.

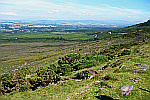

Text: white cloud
xmin=0 ymin=0 xmax=148 ymax=15
xmin=75 ymin=12 xmax=88 ymax=15
xmin=48 ymin=10 xmax=59 ymax=14
xmin=127 ymin=16 xmax=131 ymax=18
xmin=0 ymin=0 xmax=150 ymax=20
xmin=0 ymin=12 xmax=17 ymax=16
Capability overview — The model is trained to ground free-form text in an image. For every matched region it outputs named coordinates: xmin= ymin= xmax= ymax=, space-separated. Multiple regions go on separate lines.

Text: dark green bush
xmin=57 ymin=54 xmax=108 ymax=74
xmin=48 ymin=64 xmax=57 ymax=72
xmin=1 ymin=72 xmax=30 ymax=94
xmin=9 ymin=91 xmax=18 ymax=95
xmin=1 ymin=73 xmax=9 ymax=79
xmin=58 ymin=64 xmax=73 ymax=75
xmin=58 ymin=54 xmax=81 ymax=65
xmin=121 ymin=49 xmax=131 ymax=56
xmin=28 ymin=67 xmax=60 ymax=87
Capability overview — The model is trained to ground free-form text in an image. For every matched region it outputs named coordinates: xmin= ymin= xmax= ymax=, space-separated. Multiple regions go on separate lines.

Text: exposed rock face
xmin=76 ymin=70 xmax=97 ymax=79
xmin=120 ymin=85 xmax=134 ymax=95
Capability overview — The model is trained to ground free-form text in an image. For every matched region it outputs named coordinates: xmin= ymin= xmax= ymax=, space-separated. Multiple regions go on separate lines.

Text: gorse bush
xmin=33 ymin=67 xmax=60 ymax=86
xmin=0 ymin=66 xmax=60 ymax=93
xmin=1 ymin=73 xmax=30 ymax=94
xmin=57 ymin=64 xmax=73 ymax=76
xmin=58 ymin=54 xmax=81 ymax=65
xmin=48 ymin=64 xmax=57 ymax=72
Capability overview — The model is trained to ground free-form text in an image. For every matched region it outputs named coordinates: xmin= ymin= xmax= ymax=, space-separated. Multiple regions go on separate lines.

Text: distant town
xmin=0 ymin=20 xmax=120 ymax=33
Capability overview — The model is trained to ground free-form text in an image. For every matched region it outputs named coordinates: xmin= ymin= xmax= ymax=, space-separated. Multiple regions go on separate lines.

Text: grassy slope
xmin=1 ymin=41 xmax=149 ymax=100
xmin=0 ymin=21 xmax=150 ymax=100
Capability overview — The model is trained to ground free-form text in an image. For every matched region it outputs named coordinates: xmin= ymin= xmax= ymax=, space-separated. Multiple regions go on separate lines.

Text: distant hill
xmin=137 ymin=20 xmax=150 ymax=26
xmin=111 ymin=20 xmax=150 ymax=33
xmin=93 ymin=20 xmax=150 ymax=40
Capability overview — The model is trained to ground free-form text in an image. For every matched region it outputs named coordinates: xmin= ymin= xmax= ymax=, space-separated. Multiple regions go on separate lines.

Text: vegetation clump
xmin=121 ymin=49 xmax=131 ymax=56
xmin=1 ymin=73 xmax=30 ymax=94
xmin=58 ymin=54 xmax=108 ymax=75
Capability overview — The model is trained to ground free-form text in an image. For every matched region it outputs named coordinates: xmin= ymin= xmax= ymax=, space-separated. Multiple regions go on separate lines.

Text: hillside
xmin=0 ymin=21 xmax=150 ymax=100
xmin=110 ymin=20 xmax=150 ymax=33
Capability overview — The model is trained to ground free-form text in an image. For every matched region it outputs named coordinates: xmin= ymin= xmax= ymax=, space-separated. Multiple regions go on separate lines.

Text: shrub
xmin=57 ymin=54 xmax=108 ymax=74
xmin=1 ymin=73 xmax=30 ymax=94
xmin=9 ymin=91 xmax=18 ymax=95
xmin=121 ymin=49 xmax=131 ymax=56
xmin=19 ymin=85 xmax=28 ymax=92
xmin=48 ymin=64 xmax=57 ymax=72
xmin=28 ymin=67 xmax=60 ymax=88
xmin=58 ymin=54 xmax=81 ymax=65
xmin=1 ymin=73 xmax=9 ymax=79
xmin=58 ymin=64 xmax=73 ymax=75
xmin=93 ymin=56 xmax=108 ymax=62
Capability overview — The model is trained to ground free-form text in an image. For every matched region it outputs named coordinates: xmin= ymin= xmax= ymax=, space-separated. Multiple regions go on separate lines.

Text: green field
xmin=0 ymin=32 xmax=94 ymax=43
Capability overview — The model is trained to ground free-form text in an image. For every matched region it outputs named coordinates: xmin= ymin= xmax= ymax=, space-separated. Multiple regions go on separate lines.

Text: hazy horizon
xmin=0 ymin=0 xmax=150 ymax=22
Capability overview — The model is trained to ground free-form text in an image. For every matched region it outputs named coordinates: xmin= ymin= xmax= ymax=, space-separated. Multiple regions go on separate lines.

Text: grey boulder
xmin=120 ymin=85 xmax=134 ymax=95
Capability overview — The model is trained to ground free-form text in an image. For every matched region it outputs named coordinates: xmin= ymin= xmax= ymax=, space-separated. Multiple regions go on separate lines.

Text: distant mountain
xmin=34 ymin=20 xmax=138 ymax=28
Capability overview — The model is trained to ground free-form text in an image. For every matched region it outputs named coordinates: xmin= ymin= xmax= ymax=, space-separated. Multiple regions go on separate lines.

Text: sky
xmin=0 ymin=0 xmax=150 ymax=22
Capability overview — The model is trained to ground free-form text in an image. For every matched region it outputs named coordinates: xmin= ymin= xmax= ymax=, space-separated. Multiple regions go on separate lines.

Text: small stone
xmin=102 ymin=85 xmax=107 ymax=88
xmin=134 ymin=77 xmax=141 ymax=82
xmin=89 ymin=75 xmax=94 ymax=79
xmin=129 ymin=80 xmax=134 ymax=82
xmin=72 ymin=93 xmax=79 ymax=97
xmin=99 ymin=88 xmax=103 ymax=91
xmin=95 ymin=80 xmax=100 ymax=83
xmin=121 ymin=91 xmax=130 ymax=96
xmin=80 ymin=91 xmax=84 ymax=93
xmin=115 ymin=79 xmax=119 ymax=81
xmin=144 ymin=65 xmax=149 ymax=68
xmin=120 ymin=85 xmax=134 ymax=91
xmin=135 ymin=68 xmax=147 ymax=71
xmin=119 ymin=65 xmax=125 ymax=70
xmin=108 ymin=85 xmax=113 ymax=88
xmin=110 ymin=85 xmax=113 ymax=88
xmin=75 ymin=79 xmax=82 ymax=81
xmin=120 ymin=85 xmax=134 ymax=96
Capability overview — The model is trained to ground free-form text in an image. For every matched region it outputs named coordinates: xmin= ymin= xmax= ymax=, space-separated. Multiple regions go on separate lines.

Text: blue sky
xmin=0 ymin=0 xmax=150 ymax=22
